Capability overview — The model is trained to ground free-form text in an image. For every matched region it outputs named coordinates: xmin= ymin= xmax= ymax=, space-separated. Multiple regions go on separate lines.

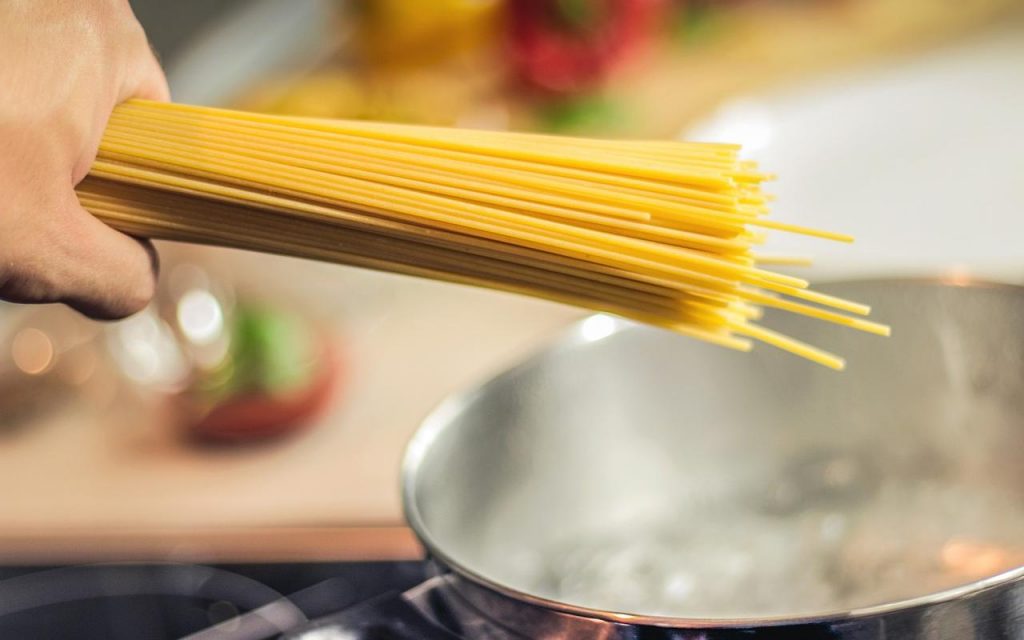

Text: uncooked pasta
xmin=77 ymin=100 xmax=889 ymax=369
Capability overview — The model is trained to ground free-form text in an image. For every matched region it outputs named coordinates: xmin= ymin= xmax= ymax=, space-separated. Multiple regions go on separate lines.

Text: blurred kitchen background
xmin=0 ymin=0 xmax=1022 ymax=564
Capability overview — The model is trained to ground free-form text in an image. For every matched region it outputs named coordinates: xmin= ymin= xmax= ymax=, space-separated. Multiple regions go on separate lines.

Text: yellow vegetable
xmin=353 ymin=0 xmax=502 ymax=66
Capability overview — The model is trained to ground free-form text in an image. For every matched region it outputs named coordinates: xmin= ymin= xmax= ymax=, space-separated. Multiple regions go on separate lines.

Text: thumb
xmin=123 ymin=0 xmax=171 ymax=104
xmin=126 ymin=45 xmax=171 ymax=104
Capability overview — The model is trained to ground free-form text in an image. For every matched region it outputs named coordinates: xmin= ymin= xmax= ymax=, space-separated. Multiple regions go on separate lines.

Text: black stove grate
xmin=0 ymin=561 xmax=428 ymax=640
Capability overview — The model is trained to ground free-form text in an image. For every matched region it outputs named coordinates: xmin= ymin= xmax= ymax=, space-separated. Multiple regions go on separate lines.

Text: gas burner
xmin=281 ymin=576 xmax=522 ymax=640
xmin=0 ymin=561 xmax=428 ymax=640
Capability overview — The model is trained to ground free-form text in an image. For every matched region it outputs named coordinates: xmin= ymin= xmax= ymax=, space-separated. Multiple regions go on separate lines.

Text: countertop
xmin=0 ymin=248 xmax=583 ymax=563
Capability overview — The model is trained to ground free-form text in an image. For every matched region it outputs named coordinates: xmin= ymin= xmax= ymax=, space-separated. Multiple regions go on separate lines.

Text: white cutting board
xmin=687 ymin=21 xmax=1024 ymax=282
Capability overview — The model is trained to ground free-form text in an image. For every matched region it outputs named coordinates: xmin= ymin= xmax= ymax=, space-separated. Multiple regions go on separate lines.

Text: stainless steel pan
xmin=295 ymin=280 xmax=1024 ymax=638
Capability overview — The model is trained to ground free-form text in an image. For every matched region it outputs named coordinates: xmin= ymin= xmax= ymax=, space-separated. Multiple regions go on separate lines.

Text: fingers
xmin=56 ymin=33 xmax=167 ymax=319
xmin=0 ymin=191 xmax=159 ymax=320
xmin=0 ymin=0 xmax=168 ymax=321
xmin=57 ymin=198 xmax=159 ymax=320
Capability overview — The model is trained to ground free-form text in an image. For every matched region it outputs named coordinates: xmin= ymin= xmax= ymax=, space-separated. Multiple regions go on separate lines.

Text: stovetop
xmin=0 ymin=561 xmax=433 ymax=640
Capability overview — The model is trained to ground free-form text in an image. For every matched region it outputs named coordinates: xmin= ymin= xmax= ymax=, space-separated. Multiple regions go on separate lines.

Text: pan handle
xmin=279 ymin=590 xmax=462 ymax=640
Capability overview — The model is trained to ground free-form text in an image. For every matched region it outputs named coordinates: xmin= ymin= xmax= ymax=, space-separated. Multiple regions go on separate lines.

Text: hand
xmin=0 ymin=0 xmax=169 ymax=319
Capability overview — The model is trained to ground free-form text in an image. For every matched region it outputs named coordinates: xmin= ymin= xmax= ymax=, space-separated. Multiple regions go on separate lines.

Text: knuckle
xmin=123 ymin=274 xmax=157 ymax=315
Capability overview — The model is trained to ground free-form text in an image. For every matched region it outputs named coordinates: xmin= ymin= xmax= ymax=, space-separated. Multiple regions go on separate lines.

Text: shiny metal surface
xmin=403 ymin=280 xmax=1024 ymax=638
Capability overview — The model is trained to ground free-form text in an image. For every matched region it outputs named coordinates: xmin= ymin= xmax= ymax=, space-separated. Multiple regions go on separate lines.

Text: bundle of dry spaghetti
xmin=77 ymin=100 xmax=888 ymax=369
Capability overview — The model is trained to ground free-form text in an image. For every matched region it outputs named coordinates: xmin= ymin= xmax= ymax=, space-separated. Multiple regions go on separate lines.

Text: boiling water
xmin=501 ymin=477 xmax=1024 ymax=618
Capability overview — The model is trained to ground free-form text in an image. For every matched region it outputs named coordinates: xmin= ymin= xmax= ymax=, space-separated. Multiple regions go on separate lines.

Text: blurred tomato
xmin=184 ymin=306 xmax=343 ymax=444
xmin=187 ymin=342 xmax=341 ymax=444
xmin=507 ymin=0 xmax=670 ymax=94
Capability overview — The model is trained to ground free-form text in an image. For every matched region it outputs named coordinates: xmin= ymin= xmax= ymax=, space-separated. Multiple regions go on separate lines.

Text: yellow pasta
xmin=77 ymin=100 xmax=888 ymax=369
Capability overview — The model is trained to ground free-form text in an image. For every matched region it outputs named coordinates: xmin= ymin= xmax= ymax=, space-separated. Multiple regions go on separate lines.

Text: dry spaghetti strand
xmin=77 ymin=100 xmax=887 ymax=370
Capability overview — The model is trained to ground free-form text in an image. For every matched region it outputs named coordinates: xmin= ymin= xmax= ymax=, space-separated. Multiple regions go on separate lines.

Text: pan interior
xmin=406 ymin=281 xmax=1024 ymax=619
